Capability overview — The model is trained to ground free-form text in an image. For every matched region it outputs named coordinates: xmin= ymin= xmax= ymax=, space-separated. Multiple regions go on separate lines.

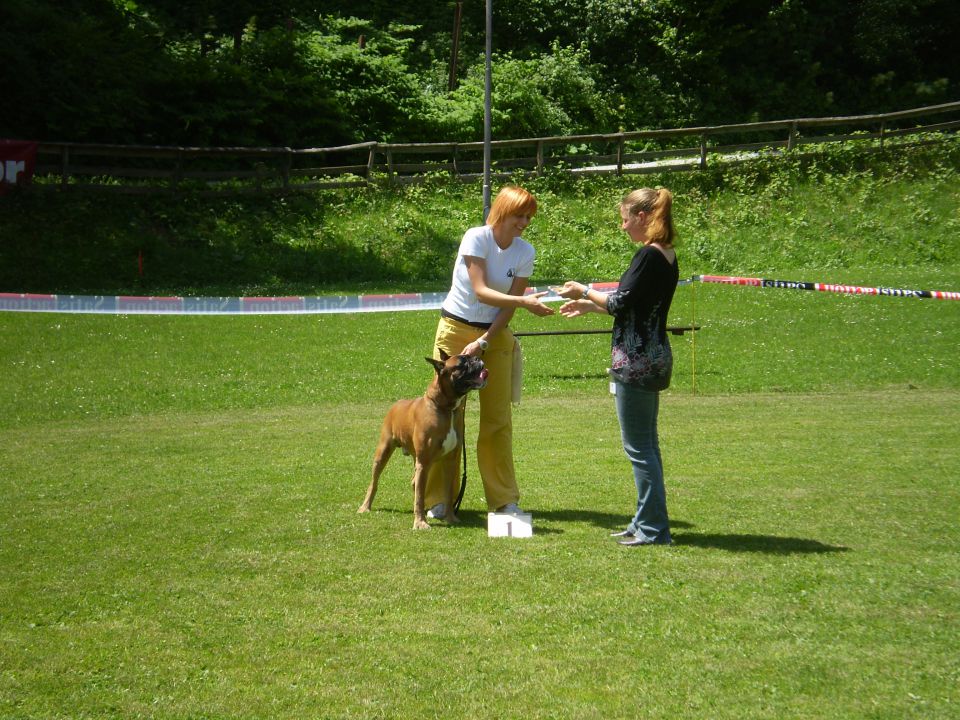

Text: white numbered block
xmin=487 ymin=512 xmax=533 ymax=538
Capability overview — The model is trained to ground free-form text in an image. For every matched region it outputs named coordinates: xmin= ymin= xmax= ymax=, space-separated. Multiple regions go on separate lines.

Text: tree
xmin=2 ymin=0 xmax=955 ymax=147
xmin=0 ymin=0 xmax=165 ymax=142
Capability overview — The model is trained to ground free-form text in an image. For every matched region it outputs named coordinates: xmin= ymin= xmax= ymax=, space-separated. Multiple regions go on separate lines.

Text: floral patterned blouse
xmin=605 ymin=245 xmax=679 ymax=390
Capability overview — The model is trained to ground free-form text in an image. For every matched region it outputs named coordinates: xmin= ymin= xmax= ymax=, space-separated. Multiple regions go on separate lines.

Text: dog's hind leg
xmin=358 ymin=439 xmax=395 ymax=513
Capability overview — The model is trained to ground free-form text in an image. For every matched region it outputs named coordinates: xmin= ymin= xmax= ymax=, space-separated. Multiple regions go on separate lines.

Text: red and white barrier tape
xmin=0 ymin=291 xmax=452 ymax=315
xmin=0 ymin=275 xmax=955 ymax=314
xmin=696 ymin=274 xmax=960 ymax=300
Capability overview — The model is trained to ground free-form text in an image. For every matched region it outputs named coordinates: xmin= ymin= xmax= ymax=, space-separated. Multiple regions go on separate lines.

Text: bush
xmin=424 ymin=43 xmax=620 ymax=141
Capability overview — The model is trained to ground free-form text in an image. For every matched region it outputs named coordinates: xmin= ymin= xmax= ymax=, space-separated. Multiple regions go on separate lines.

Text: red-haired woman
xmin=424 ymin=185 xmax=554 ymax=523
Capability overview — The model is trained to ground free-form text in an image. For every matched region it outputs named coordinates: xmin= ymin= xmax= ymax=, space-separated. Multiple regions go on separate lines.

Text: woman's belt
xmin=440 ymin=307 xmax=493 ymax=330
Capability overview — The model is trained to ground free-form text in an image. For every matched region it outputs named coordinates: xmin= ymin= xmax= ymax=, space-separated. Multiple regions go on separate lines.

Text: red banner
xmin=0 ymin=140 xmax=38 ymax=194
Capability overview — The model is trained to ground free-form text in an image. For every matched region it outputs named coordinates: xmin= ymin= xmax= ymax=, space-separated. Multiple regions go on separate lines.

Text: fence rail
xmin=28 ymin=101 xmax=960 ymax=195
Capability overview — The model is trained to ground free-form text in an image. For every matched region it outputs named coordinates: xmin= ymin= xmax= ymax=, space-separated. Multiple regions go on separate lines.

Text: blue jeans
xmin=614 ymin=382 xmax=671 ymax=544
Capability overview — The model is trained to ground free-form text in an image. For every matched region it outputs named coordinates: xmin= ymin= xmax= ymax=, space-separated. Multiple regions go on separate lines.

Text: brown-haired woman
xmin=553 ymin=187 xmax=679 ymax=545
xmin=423 ymin=185 xmax=554 ymax=524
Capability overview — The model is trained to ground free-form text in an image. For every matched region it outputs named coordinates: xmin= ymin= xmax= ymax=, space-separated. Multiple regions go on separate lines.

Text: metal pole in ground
xmin=691 ymin=281 xmax=697 ymax=396
xmin=482 ymin=0 xmax=492 ymax=222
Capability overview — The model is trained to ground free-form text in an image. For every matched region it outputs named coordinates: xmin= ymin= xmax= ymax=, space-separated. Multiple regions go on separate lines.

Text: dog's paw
xmin=446 ymin=513 xmax=461 ymax=524
xmin=413 ymin=518 xmax=431 ymax=530
xmin=357 ymin=504 xmax=371 ymax=514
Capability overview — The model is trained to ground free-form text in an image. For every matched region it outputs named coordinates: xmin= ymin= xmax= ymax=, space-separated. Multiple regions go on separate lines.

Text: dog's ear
xmin=437 ymin=348 xmax=450 ymax=362
xmin=426 ymin=356 xmax=446 ymax=374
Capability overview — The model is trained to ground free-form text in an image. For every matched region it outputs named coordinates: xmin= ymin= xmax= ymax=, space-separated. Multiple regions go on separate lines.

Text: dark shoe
xmin=609 ymin=530 xmax=634 ymax=538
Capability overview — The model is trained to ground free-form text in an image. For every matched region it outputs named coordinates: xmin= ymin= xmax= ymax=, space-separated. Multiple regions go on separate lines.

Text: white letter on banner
xmin=2 ymin=160 xmax=25 ymax=184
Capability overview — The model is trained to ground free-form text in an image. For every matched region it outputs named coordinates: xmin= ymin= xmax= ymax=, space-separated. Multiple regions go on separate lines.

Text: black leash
xmin=454 ymin=410 xmax=467 ymax=513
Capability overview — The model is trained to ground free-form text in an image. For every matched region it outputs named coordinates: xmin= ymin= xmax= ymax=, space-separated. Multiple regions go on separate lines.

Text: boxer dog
xmin=358 ymin=350 xmax=488 ymax=529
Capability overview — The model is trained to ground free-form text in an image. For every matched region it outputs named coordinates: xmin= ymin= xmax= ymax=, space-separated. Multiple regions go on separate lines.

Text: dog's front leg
xmin=412 ymin=461 xmax=431 ymax=530
xmin=441 ymin=404 xmax=466 ymax=524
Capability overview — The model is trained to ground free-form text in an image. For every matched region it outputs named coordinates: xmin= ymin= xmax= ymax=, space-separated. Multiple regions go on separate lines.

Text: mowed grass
xmin=2 ymin=393 xmax=958 ymax=718
xmin=1 ymin=279 xmax=959 ymax=718
xmin=3 ymin=267 xmax=959 ymax=426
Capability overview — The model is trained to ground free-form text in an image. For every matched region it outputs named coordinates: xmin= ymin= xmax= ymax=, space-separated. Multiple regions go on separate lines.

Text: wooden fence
xmin=29 ymin=100 xmax=960 ymax=195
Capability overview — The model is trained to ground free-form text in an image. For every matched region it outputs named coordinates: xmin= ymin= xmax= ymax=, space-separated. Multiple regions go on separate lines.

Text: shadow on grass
xmin=539 ymin=373 xmax=610 ymax=381
xmin=672 ymin=532 xmax=849 ymax=555
xmin=362 ymin=508 xmax=846 ymax=553
xmin=450 ymin=509 xmax=694 ymax=536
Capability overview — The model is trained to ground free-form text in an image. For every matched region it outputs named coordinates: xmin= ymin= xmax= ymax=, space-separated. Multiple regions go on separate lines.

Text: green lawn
xmin=2 ymin=269 xmax=959 ymax=428
xmin=1 ymin=282 xmax=958 ymax=718
xmin=1 ymin=390 xmax=957 ymax=718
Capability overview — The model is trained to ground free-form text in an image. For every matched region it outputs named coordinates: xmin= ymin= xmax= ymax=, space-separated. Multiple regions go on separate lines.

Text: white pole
xmin=482 ymin=0 xmax=492 ymax=222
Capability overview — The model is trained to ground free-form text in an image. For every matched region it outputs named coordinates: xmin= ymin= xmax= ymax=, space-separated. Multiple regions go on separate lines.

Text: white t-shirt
xmin=441 ymin=225 xmax=536 ymax=324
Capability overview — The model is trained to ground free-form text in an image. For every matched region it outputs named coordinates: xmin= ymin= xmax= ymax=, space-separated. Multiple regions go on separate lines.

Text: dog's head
xmin=427 ymin=349 xmax=488 ymax=396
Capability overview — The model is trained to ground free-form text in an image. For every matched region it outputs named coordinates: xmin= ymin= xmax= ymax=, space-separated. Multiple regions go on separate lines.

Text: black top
xmin=605 ymin=245 xmax=680 ymax=390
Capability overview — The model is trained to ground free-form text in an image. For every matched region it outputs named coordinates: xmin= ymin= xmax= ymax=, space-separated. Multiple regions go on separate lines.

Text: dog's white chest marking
xmin=441 ymin=424 xmax=459 ymax=456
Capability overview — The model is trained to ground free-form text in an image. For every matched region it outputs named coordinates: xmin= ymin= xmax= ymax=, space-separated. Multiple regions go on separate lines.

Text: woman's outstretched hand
xmin=559 ymin=299 xmax=595 ymax=318
xmin=550 ymin=281 xmax=588 ymax=299
xmin=522 ymin=290 xmax=555 ymax=316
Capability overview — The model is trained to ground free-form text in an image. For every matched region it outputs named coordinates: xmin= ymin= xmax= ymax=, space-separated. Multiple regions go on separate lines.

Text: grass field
xmin=2 ymin=278 xmax=959 ymax=718
xmin=3 ymin=269 xmax=959 ymax=426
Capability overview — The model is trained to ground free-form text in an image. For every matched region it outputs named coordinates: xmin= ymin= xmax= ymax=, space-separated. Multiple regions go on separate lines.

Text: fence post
xmin=787 ymin=121 xmax=798 ymax=151
xmin=536 ymin=140 xmax=544 ymax=175
xmin=452 ymin=143 xmax=460 ymax=178
xmin=616 ymin=135 xmax=624 ymax=176
xmin=879 ymin=121 xmax=886 ymax=150
xmin=366 ymin=145 xmax=376 ymax=180
xmin=386 ymin=148 xmax=395 ymax=183
xmin=281 ymin=148 xmax=292 ymax=191
xmin=60 ymin=145 xmax=70 ymax=188
xmin=699 ymin=134 xmax=707 ymax=169
xmin=172 ymin=150 xmax=182 ymax=192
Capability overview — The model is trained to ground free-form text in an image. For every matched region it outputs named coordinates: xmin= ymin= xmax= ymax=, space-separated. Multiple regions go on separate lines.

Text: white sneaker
xmin=426 ymin=503 xmax=445 ymax=519
xmin=498 ymin=503 xmax=522 ymax=515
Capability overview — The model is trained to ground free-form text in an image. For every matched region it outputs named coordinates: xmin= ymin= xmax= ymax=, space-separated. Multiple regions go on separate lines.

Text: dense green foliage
xmin=3 ymin=139 xmax=958 ymax=297
xmin=1 ymin=0 xmax=957 ymax=146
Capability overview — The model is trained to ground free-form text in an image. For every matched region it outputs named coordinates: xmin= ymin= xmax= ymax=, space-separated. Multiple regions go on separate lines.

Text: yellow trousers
xmin=424 ymin=316 xmax=520 ymax=512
